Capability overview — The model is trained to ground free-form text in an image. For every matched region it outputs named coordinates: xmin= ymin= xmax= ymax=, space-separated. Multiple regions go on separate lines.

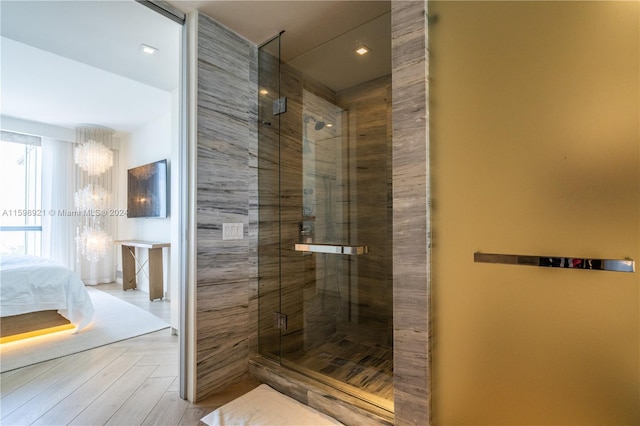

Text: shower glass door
xmin=258 ymin=10 xmax=394 ymax=409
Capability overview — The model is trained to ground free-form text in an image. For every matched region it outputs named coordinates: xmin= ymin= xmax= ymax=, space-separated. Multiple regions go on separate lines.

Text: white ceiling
xmin=0 ymin=0 xmax=390 ymax=137
xmin=168 ymin=1 xmax=391 ymax=91
xmin=1 ymin=1 xmax=181 ymax=92
xmin=166 ymin=1 xmax=390 ymax=61
xmin=1 ymin=36 xmax=173 ymax=136
xmin=1 ymin=0 xmax=180 ymax=136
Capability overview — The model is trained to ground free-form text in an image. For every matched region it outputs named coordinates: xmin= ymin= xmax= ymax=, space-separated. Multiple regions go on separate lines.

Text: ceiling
xmin=1 ymin=0 xmax=390 ymax=137
xmin=166 ymin=1 xmax=390 ymax=61
xmin=1 ymin=0 xmax=180 ymax=136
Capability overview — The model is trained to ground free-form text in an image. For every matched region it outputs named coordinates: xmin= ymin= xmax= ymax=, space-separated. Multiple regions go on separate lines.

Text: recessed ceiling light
xmin=355 ymin=45 xmax=370 ymax=56
xmin=140 ymin=44 xmax=158 ymax=55
xmin=259 ymin=89 xmax=269 ymax=96
xmin=326 ymin=123 xmax=333 ymax=128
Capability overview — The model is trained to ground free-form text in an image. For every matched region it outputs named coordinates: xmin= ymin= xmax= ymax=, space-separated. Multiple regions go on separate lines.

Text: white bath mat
xmin=201 ymin=384 xmax=344 ymax=426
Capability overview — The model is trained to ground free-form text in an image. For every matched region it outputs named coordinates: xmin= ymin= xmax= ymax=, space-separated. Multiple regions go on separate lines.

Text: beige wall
xmin=430 ymin=1 xmax=639 ymax=424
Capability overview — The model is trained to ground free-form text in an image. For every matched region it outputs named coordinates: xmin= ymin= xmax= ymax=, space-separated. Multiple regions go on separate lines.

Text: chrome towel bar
xmin=474 ymin=252 xmax=635 ymax=273
xmin=295 ymin=243 xmax=368 ymax=255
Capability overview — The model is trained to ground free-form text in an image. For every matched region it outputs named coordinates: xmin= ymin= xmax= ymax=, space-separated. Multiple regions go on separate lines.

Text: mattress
xmin=0 ymin=255 xmax=94 ymax=331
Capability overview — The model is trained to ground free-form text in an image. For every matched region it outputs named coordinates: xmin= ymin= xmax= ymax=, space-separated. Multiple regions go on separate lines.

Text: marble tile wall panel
xmin=336 ymin=75 xmax=393 ymax=341
xmin=300 ymin=89 xmax=344 ymax=347
xmin=195 ymin=12 xmax=258 ymax=401
xmin=248 ymin=43 xmax=259 ymax=357
xmin=391 ymin=1 xmax=431 ymax=425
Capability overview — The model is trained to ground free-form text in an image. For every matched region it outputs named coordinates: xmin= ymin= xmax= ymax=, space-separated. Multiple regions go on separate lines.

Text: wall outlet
xmin=222 ymin=223 xmax=243 ymax=240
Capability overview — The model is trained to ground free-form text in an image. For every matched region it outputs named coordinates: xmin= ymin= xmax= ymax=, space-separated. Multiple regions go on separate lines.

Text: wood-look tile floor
xmin=0 ymin=283 xmax=260 ymax=426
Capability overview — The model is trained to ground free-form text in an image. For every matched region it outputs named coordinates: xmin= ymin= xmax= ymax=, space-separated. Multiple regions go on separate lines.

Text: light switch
xmin=223 ymin=223 xmax=243 ymax=240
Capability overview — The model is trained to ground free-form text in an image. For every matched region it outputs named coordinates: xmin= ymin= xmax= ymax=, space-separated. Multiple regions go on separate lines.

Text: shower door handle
xmin=294 ymin=243 xmax=368 ymax=255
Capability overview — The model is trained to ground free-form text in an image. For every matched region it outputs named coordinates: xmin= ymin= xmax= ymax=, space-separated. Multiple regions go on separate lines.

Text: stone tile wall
xmin=195 ymin=12 xmax=258 ymax=400
xmin=391 ymin=1 xmax=431 ymax=424
xmin=194 ymin=2 xmax=432 ymax=423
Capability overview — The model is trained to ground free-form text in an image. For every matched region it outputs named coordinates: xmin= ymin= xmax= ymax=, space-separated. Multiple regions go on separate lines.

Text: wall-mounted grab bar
xmin=295 ymin=243 xmax=368 ymax=255
xmin=474 ymin=252 xmax=635 ymax=272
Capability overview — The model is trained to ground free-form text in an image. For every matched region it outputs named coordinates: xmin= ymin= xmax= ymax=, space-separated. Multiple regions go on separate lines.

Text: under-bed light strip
xmin=0 ymin=324 xmax=75 ymax=344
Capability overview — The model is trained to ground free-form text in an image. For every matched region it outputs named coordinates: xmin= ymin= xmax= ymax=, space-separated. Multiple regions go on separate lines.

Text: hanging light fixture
xmin=74 ymin=125 xmax=115 ymax=263
xmin=76 ymin=227 xmax=112 ymax=263
xmin=74 ymin=140 xmax=113 ymax=176
xmin=74 ymin=183 xmax=112 ymax=211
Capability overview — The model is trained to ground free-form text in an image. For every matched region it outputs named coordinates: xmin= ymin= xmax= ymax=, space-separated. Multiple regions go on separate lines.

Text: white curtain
xmin=41 ymin=138 xmax=75 ymax=268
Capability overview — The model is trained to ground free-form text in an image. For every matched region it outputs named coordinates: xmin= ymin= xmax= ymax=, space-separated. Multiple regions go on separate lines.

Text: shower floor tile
xmin=285 ymin=332 xmax=393 ymax=402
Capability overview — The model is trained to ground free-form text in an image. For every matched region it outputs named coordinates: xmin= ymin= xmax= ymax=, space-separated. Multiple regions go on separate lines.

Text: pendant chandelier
xmin=74 ymin=183 xmax=112 ymax=211
xmin=76 ymin=227 xmax=113 ymax=264
xmin=74 ymin=140 xmax=114 ymax=176
xmin=74 ymin=125 xmax=114 ymax=263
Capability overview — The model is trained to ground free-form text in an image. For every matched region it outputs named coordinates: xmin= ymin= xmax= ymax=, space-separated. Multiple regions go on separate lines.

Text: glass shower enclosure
xmin=257 ymin=11 xmax=393 ymax=409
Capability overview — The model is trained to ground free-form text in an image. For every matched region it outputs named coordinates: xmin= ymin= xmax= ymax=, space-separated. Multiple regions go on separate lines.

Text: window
xmin=0 ymin=133 xmax=42 ymax=256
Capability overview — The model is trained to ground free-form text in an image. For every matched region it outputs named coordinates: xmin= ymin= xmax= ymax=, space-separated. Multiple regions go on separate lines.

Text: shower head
xmin=304 ymin=114 xmax=326 ymax=131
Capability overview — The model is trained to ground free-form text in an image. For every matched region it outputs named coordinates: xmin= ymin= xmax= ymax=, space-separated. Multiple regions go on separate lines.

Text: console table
xmin=115 ymin=240 xmax=170 ymax=301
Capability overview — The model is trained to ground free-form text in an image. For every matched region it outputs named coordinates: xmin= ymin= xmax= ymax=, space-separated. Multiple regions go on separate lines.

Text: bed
xmin=0 ymin=255 xmax=94 ymax=342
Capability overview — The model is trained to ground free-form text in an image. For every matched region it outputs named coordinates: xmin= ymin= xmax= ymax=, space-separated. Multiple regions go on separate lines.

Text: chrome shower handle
xmin=294 ymin=243 xmax=368 ymax=255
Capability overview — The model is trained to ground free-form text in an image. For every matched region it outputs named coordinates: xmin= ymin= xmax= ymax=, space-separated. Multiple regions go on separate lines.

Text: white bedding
xmin=0 ymin=255 xmax=94 ymax=331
